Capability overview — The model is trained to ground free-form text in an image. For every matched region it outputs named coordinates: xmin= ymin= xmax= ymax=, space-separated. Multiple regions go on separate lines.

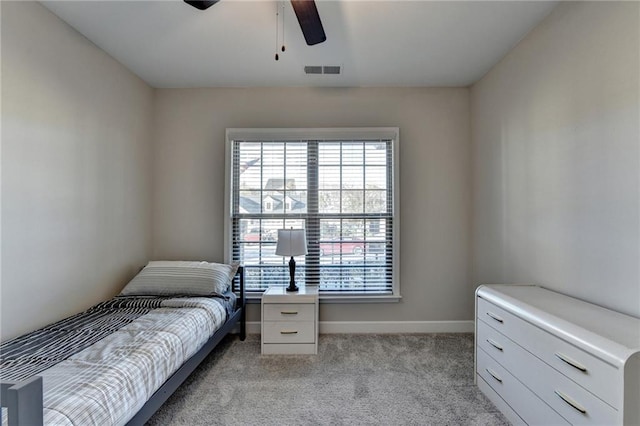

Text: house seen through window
xmin=227 ymin=128 xmax=399 ymax=297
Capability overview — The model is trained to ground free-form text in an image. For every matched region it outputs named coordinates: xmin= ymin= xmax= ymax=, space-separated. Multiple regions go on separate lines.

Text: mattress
xmin=0 ymin=295 xmax=231 ymax=425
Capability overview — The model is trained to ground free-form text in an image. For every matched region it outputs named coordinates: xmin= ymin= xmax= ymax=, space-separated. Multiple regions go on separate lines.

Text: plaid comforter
xmin=0 ymin=296 xmax=229 ymax=425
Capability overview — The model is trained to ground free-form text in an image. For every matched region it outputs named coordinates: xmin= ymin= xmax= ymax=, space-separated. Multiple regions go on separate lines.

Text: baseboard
xmin=320 ymin=320 xmax=475 ymax=333
xmin=244 ymin=320 xmax=474 ymax=334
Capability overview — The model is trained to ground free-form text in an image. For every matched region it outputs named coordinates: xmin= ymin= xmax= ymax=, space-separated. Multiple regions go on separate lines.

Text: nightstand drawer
xmin=263 ymin=303 xmax=315 ymax=322
xmin=261 ymin=286 xmax=319 ymax=354
xmin=263 ymin=321 xmax=315 ymax=344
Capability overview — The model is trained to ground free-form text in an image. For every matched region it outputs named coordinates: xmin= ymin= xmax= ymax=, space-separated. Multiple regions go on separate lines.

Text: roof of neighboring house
xmin=265 ymin=178 xmax=296 ymax=190
xmin=239 ymin=196 xmax=261 ymax=214
xmin=239 ymin=193 xmax=306 ymax=213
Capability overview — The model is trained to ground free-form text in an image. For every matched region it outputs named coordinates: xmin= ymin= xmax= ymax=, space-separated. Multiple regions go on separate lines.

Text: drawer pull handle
xmin=486 ymin=312 xmax=504 ymax=323
xmin=280 ymin=330 xmax=298 ymax=335
xmin=485 ymin=368 xmax=503 ymax=383
xmin=486 ymin=339 xmax=504 ymax=351
xmin=554 ymin=390 xmax=587 ymax=414
xmin=555 ymin=352 xmax=587 ymax=372
xmin=280 ymin=311 xmax=298 ymax=315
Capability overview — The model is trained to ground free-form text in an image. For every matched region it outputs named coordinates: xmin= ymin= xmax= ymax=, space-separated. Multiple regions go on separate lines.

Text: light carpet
xmin=147 ymin=333 xmax=508 ymax=425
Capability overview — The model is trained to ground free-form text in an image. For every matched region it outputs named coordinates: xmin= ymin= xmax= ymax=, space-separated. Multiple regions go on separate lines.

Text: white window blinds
xmin=227 ymin=129 xmax=398 ymax=296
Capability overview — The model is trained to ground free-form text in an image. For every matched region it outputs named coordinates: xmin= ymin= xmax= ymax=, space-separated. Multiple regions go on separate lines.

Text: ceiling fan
xmin=184 ymin=0 xmax=326 ymax=46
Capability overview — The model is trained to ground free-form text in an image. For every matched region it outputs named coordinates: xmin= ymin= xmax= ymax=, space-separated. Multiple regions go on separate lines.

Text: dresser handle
xmin=280 ymin=311 xmax=298 ymax=315
xmin=486 ymin=339 xmax=504 ymax=351
xmin=554 ymin=390 xmax=587 ymax=414
xmin=280 ymin=330 xmax=298 ymax=335
xmin=555 ymin=352 xmax=587 ymax=372
xmin=486 ymin=312 xmax=504 ymax=323
xmin=485 ymin=368 xmax=503 ymax=383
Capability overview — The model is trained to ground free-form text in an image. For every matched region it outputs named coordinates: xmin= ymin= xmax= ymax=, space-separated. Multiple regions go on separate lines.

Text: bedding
xmin=0 ymin=294 xmax=232 ymax=425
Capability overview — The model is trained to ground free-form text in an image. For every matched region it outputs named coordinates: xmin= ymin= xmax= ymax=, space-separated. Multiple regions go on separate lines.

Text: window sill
xmin=244 ymin=293 xmax=402 ymax=304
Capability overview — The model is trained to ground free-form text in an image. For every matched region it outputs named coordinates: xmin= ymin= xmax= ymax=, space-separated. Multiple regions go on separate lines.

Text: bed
xmin=0 ymin=262 xmax=246 ymax=426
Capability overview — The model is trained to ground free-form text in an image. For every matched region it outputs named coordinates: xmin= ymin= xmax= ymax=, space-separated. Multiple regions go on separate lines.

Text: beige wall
xmin=7 ymin=0 xmax=634 ymax=336
xmin=471 ymin=2 xmax=639 ymax=316
xmin=1 ymin=2 xmax=154 ymax=340
xmin=153 ymin=87 xmax=472 ymax=322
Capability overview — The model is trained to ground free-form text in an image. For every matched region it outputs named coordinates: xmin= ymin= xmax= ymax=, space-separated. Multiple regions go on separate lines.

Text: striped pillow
xmin=119 ymin=261 xmax=239 ymax=296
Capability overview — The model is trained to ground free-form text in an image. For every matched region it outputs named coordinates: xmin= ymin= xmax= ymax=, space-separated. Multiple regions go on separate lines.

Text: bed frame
xmin=0 ymin=267 xmax=246 ymax=426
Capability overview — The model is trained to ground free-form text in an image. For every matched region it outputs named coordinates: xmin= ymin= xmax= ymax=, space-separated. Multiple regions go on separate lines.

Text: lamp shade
xmin=275 ymin=229 xmax=308 ymax=256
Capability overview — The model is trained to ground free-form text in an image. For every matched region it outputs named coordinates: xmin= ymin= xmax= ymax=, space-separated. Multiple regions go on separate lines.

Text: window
xmin=226 ymin=128 xmax=399 ymax=298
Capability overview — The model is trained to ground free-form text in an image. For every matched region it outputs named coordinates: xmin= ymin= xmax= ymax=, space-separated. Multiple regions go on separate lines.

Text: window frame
xmin=224 ymin=128 xmax=401 ymax=302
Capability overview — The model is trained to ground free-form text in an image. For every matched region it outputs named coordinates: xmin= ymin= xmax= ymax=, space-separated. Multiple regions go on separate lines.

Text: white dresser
xmin=475 ymin=284 xmax=640 ymax=425
xmin=261 ymin=285 xmax=319 ymax=355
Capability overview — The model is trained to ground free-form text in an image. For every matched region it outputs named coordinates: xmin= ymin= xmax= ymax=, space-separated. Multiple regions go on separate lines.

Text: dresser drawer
xmin=477 ymin=348 xmax=570 ymax=426
xmin=477 ymin=318 xmax=618 ymax=425
xmin=477 ymin=296 xmax=620 ymax=407
xmin=477 ymin=319 xmax=517 ymax=369
xmin=263 ymin=303 xmax=315 ymax=322
xmin=262 ymin=321 xmax=315 ymax=344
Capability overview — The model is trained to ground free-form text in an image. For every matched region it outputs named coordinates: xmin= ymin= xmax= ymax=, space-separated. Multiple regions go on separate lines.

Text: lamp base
xmin=286 ymin=256 xmax=298 ymax=292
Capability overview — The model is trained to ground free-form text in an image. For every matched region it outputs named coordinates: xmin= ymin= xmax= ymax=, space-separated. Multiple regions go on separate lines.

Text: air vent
xmin=304 ymin=65 xmax=342 ymax=75
xmin=304 ymin=66 xmax=323 ymax=75
xmin=323 ymin=66 xmax=341 ymax=75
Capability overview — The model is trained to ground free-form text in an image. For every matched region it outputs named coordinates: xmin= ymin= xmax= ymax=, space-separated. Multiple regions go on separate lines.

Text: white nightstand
xmin=261 ymin=285 xmax=319 ymax=355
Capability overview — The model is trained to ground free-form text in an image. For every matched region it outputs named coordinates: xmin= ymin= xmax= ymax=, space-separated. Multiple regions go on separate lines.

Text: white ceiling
xmin=41 ymin=1 xmax=557 ymax=88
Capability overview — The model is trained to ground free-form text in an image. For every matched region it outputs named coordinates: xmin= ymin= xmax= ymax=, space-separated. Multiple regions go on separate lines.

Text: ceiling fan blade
xmin=290 ymin=0 xmax=326 ymax=46
xmin=184 ymin=1 xmax=219 ymax=11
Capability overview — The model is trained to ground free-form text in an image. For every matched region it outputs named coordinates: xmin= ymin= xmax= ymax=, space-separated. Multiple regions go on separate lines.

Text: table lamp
xmin=275 ymin=228 xmax=307 ymax=292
